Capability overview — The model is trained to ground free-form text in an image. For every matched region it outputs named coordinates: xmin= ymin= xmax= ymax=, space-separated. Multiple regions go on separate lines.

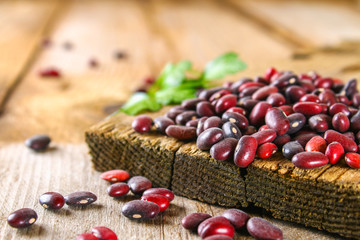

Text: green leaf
xmin=120 ymin=92 xmax=161 ymax=115
xmin=159 ymin=60 xmax=192 ymax=88
xmin=155 ymin=87 xmax=196 ymax=105
xmin=203 ymin=52 xmax=247 ymax=81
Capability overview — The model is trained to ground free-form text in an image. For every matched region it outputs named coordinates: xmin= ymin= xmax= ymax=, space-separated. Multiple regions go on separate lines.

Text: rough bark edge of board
xmin=85 ymin=113 xmax=360 ymax=239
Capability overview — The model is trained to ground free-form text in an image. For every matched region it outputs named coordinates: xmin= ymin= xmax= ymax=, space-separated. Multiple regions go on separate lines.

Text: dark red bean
xmin=299 ymin=79 xmax=315 ymax=92
xmin=186 ymin=119 xmax=199 ymax=128
xmin=278 ymin=105 xmax=294 ymax=116
xmin=89 ymin=58 xmax=99 ymax=68
xmin=196 ymin=117 xmax=208 ymax=136
xmin=254 ymin=76 xmax=269 ymax=85
xmin=293 ymin=102 xmax=322 ymax=115
xmin=197 ymin=128 xmax=224 ymax=150
xmin=349 ymin=107 xmax=358 ymax=117
xmin=308 ymin=114 xmax=332 ymax=133
xmin=242 ymin=98 xmax=260 ymax=111
xmin=292 ymin=152 xmax=329 ymax=169
xmin=25 ymin=134 xmax=51 ymax=151
xmin=175 ymin=111 xmax=198 ymax=125
xmin=238 ymin=82 xmax=265 ymax=93
xmin=239 ymin=86 xmax=261 ymax=98
xmin=332 ymin=113 xmax=350 ymax=132
xmin=305 ymin=136 xmax=327 ymax=153
xmin=222 ymin=208 xmax=250 ymax=229
xmin=128 ymin=176 xmax=152 ymax=195
xmin=247 ymin=217 xmax=283 ymax=240
xmin=315 ymin=77 xmax=333 ymax=89
xmin=181 ymin=98 xmax=204 ymax=110
xmin=196 ymin=101 xmax=215 ymax=117
xmin=324 ymin=130 xmax=358 ymax=153
xmin=91 ymin=226 xmax=118 ymax=240
xmin=204 ymin=116 xmax=223 ymax=130
xmin=325 ymin=142 xmax=344 ymax=165
xmin=39 ymin=68 xmax=61 ymax=78
xmin=249 ymin=102 xmax=272 ymax=126
xmin=143 ymin=188 xmax=175 ymax=202
xmin=273 ymin=134 xmax=291 ymax=148
xmin=270 ymin=73 xmax=298 ymax=88
xmin=76 ymin=233 xmax=99 ymax=240
xmin=215 ymin=94 xmax=237 ymax=114
xmin=234 ymin=136 xmax=258 ymax=167
xmin=345 ymin=153 xmax=360 ymax=168
xmin=257 ymin=143 xmax=278 ymax=159
xmin=252 ymin=86 xmax=278 ymax=100
xmin=165 ymin=125 xmax=197 ymax=140
xmin=153 ymin=116 xmax=174 ymax=134
xmin=251 ymin=129 xmax=277 ymax=145
xmin=209 ymin=89 xmax=232 ymax=102
xmin=336 ymin=95 xmax=350 ymax=105
xmin=132 ymin=115 xmax=153 ymax=133
xmin=65 ymin=191 xmax=97 ymax=206
xmin=225 ymin=107 xmax=246 ymax=116
xmin=285 ymin=85 xmax=306 ymax=103
xmin=165 ymin=106 xmax=185 ymax=120
xmin=351 ymin=111 xmax=360 ymax=132
xmin=222 ymin=112 xmax=248 ymax=130
xmin=203 ymin=235 xmax=233 ymax=240
xmin=287 ymin=113 xmax=306 ymax=135
xmin=230 ymin=78 xmax=252 ymax=94
xmin=352 ymin=93 xmax=360 ymax=108
xmin=7 ymin=208 xmax=37 ymax=228
xmin=141 ymin=194 xmax=169 ymax=212
xmin=100 ymin=169 xmax=130 ymax=183
xmin=264 ymin=67 xmax=277 ymax=81
xmin=198 ymin=87 xmax=225 ymax=100
xmin=340 ymin=78 xmax=357 ymax=99
xmin=122 ymin=200 xmax=160 ymax=220
xmin=299 ymin=94 xmax=320 ymax=103
xmin=266 ymin=93 xmax=286 ymax=107
xmin=39 ymin=192 xmax=65 ymax=210
xmin=265 ymin=108 xmax=289 ymax=135
xmin=198 ymin=216 xmax=235 ymax=239
xmin=319 ymin=89 xmax=337 ymax=106
xmin=181 ymin=212 xmax=212 ymax=231
xmin=333 ymin=83 xmax=345 ymax=93
xmin=210 ymin=138 xmax=238 ymax=161
xmin=329 ymin=103 xmax=350 ymax=117
xmin=242 ymin=125 xmax=257 ymax=135
xmin=319 ymin=103 xmax=328 ymax=114
xmin=282 ymin=141 xmax=304 ymax=160
xmin=222 ymin=122 xmax=241 ymax=139
xmin=107 ymin=183 xmax=130 ymax=197
xmin=293 ymin=133 xmax=318 ymax=147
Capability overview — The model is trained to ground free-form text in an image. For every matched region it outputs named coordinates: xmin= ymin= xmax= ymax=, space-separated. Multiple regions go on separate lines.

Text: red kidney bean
xmin=234 ymin=136 xmax=258 ymax=167
xmin=165 ymin=125 xmax=197 ymax=140
xmin=222 ymin=208 xmax=250 ymax=229
xmin=299 ymin=79 xmax=315 ymax=92
xmin=332 ymin=112 xmax=350 ymax=132
xmin=282 ymin=141 xmax=304 ymax=160
xmin=7 ymin=208 xmax=37 ymax=228
xmin=258 ymin=125 xmax=269 ymax=131
xmin=308 ymin=114 xmax=332 ymax=132
xmin=39 ymin=68 xmax=61 ymax=78
xmin=175 ymin=111 xmax=198 ymax=125
xmin=305 ymin=136 xmax=327 ymax=153
xmin=222 ymin=122 xmax=242 ymax=139
xmin=293 ymin=133 xmax=318 ymax=147
xmin=39 ymin=192 xmax=65 ymax=210
xmin=65 ymin=191 xmax=97 ymax=206
xmin=324 ymin=130 xmax=358 ymax=152
xmin=344 ymin=131 xmax=355 ymax=141
xmin=132 ymin=115 xmax=153 ymax=133
xmin=287 ymin=113 xmax=306 ymax=135
xmin=239 ymin=86 xmax=261 ymax=98
xmin=100 ymin=169 xmax=130 ymax=183
xmin=328 ymin=103 xmax=350 ymax=116
xmin=285 ymin=85 xmax=306 ymax=103
xmin=230 ymin=78 xmax=252 ymax=94
xmin=257 ymin=143 xmax=278 ymax=159
xmin=292 ymin=152 xmax=329 ymax=169
xmin=249 ymin=101 xmax=272 ymax=126
xmin=122 ymin=200 xmax=160 ymax=220
xmin=209 ymin=89 xmax=232 ymax=102
xmin=352 ymin=93 xmax=360 ymax=108
xmin=247 ymin=217 xmax=283 ymax=240
xmin=242 ymin=99 xmax=260 ymax=110
xmin=264 ymin=67 xmax=277 ymax=81
xmin=196 ymin=117 xmax=208 ymax=136
xmin=204 ymin=116 xmax=223 ymax=130
xmin=76 ymin=233 xmax=99 ymax=240
xmin=315 ymin=77 xmax=333 ymax=89
xmin=107 ymin=183 xmax=130 ymax=197
xmin=252 ymin=86 xmax=278 ymax=100
xmin=340 ymin=78 xmax=357 ymax=99
xmin=202 ymin=235 xmax=233 ymax=240
xmin=165 ymin=106 xmax=185 ymax=120
xmin=154 ymin=116 xmax=174 ymax=134
xmin=181 ymin=212 xmax=212 ymax=231
xmin=222 ymin=112 xmax=248 ymax=130
xmin=242 ymin=125 xmax=257 ymax=135
xmin=299 ymin=94 xmax=320 ymax=103
xmin=251 ymin=129 xmax=277 ymax=145
xmin=91 ymin=226 xmax=118 ymax=240
xmin=198 ymin=87 xmax=225 ymax=100
xmin=273 ymin=134 xmax=291 ymax=148
xmin=319 ymin=89 xmax=337 ymax=106
xmin=270 ymin=73 xmax=298 ymax=88
xmin=198 ymin=216 xmax=235 ymax=239
xmin=293 ymin=102 xmax=322 ymax=115
xmin=141 ymin=194 xmax=170 ymax=212
xmin=266 ymin=93 xmax=286 ymax=107
xmin=210 ymin=138 xmax=238 ymax=161
xmin=350 ymin=111 xmax=360 ymax=132
xmin=238 ymin=82 xmax=265 ymax=93
xmin=215 ymin=94 xmax=237 ymax=114
xmin=345 ymin=152 xmax=360 ymax=168
xmin=278 ymin=105 xmax=294 ymax=116
xmin=181 ymin=98 xmax=205 ymax=110
xmin=196 ymin=101 xmax=215 ymax=117
xmin=128 ymin=176 xmax=152 ymax=195
xmin=265 ymin=108 xmax=289 ymax=135
xmin=349 ymin=107 xmax=358 ymax=117
xmin=225 ymin=107 xmax=246 ymax=116
xmin=143 ymin=188 xmax=175 ymax=202
xmin=197 ymin=128 xmax=224 ymax=150
xmin=325 ymin=142 xmax=344 ymax=165
xmin=186 ymin=119 xmax=199 ymax=128
xmin=336 ymin=95 xmax=350 ymax=105
xmin=25 ymin=134 xmax=51 ymax=151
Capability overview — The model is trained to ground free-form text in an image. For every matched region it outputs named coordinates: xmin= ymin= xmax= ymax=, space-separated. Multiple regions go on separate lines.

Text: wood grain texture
xmin=0 ymin=143 xmax=345 ymax=240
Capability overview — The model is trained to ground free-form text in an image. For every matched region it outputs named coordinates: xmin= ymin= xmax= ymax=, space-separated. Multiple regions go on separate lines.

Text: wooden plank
xmin=0 ymin=143 xmax=344 ymax=240
xmin=0 ymin=0 xmax=58 ymax=113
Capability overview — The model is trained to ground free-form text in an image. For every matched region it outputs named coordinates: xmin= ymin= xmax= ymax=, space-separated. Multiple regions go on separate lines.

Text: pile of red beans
xmin=132 ymin=68 xmax=360 ymax=169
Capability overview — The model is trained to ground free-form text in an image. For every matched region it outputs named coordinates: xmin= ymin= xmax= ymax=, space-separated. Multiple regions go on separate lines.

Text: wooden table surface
xmin=0 ymin=0 xmax=360 ymax=239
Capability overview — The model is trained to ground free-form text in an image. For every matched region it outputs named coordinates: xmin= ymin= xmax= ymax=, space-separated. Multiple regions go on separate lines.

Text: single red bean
xmin=225 ymin=107 xmax=247 ymax=116
xmin=100 ymin=170 xmax=130 ymax=183
xmin=181 ymin=213 xmax=212 ymax=231
xmin=278 ymin=105 xmax=294 ymax=116
xmin=122 ymin=200 xmax=160 ymax=220
xmin=39 ymin=192 xmax=65 ymax=210
xmin=7 ymin=208 xmax=37 ymax=228
xmin=325 ymin=142 xmax=344 ymax=165
xmin=222 ymin=112 xmax=248 ymax=130
xmin=196 ymin=101 xmax=216 ymax=117
xmin=293 ymin=102 xmax=322 ymax=115
xmin=266 ymin=93 xmax=286 ymax=107
xmin=234 ymin=136 xmax=258 ymax=167
xmin=350 ymin=111 xmax=360 ymax=132
xmin=128 ymin=176 xmax=152 ymax=195
xmin=285 ymin=85 xmax=306 ymax=103
xmin=107 ymin=183 xmax=130 ymax=197
xmin=165 ymin=125 xmax=197 ymax=140
xmin=242 ymin=99 xmax=260 ymax=111
xmin=332 ymin=112 xmax=350 ymax=132
xmin=165 ymin=106 xmax=185 ymax=120
xmin=336 ymin=95 xmax=350 ymax=105
xmin=265 ymin=108 xmax=289 ymax=135
xmin=329 ymin=103 xmax=350 ymax=117
xmin=198 ymin=216 xmax=235 ymax=239
xmin=299 ymin=94 xmax=320 ymax=103
xmin=273 ymin=134 xmax=291 ymax=148
xmin=293 ymin=133 xmax=318 ymax=147
xmin=196 ymin=117 xmax=208 ymax=136
xmin=249 ymin=101 xmax=272 ymax=126
xmin=340 ymin=78 xmax=357 ymax=99
xmin=143 ymin=188 xmax=175 ymax=202
xmin=209 ymin=89 xmax=232 ymax=102
xmin=230 ymin=78 xmax=252 ymax=94
xmin=39 ymin=68 xmax=61 ymax=78
xmin=181 ymin=98 xmax=205 ymax=110
xmin=282 ymin=141 xmax=304 ymax=160
xmin=215 ymin=94 xmax=237 ymax=114
xmin=210 ymin=138 xmax=238 ymax=161
xmin=319 ymin=89 xmax=337 ymax=106
xmin=287 ymin=113 xmax=306 ymax=135
xmin=197 ymin=128 xmax=224 ymax=150
xmin=198 ymin=87 xmax=225 ymax=100
xmin=239 ymin=86 xmax=261 ymax=98
xmin=324 ymin=130 xmax=358 ymax=152
xmin=65 ymin=191 xmax=97 ymax=206
xmin=251 ymin=129 xmax=277 ymax=145
xmin=202 ymin=235 xmax=233 ymax=240
xmin=349 ymin=107 xmax=358 ymax=117
xmin=270 ymin=73 xmax=298 ymax=88
xmin=257 ymin=143 xmax=278 ymax=159
xmin=352 ymin=93 xmax=360 ymax=108
xmin=186 ymin=119 xmax=199 ymax=128
xmin=252 ymin=86 xmax=278 ymax=100
xmin=141 ymin=194 xmax=170 ymax=212
xmin=222 ymin=209 xmax=250 ymax=229
xmin=204 ymin=116 xmax=223 ymax=130
xmin=345 ymin=153 xmax=360 ymax=168
xmin=299 ymin=79 xmax=315 ymax=92
xmin=153 ymin=116 xmax=174 ymax=134
xmin=308 ymin=114 xmax=332 ymax=133
xmin=91 ymin=226 xmax=118 ymax=240
xmin=247 ymin=217 xmax=283 ymax=240
xmin=258 ymin=125 xmax=269 ymax=131
xmin=76 ymin=233 xmax=99 ymax=240
xmin=305 ymin=136 xmax=327 ymax=153
xmin=25 ymin=134 xmax=51 ymax=151
xmin=222 ymin=122 xmax=242 ymax=139
xmin=264 ymin=67 xmax=277 ymax=81
xmin=175 ymin=111 xmax=198 ymax=125
xmin=238 ymin=82 xmax=265 ymax=93
xmin=315 ymin=77 xmax=333 ymax=89
xmin=292 ymin=152 xmax=329 ymax=169
xmin=132 ymin=115 xmax=153 ymax=133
